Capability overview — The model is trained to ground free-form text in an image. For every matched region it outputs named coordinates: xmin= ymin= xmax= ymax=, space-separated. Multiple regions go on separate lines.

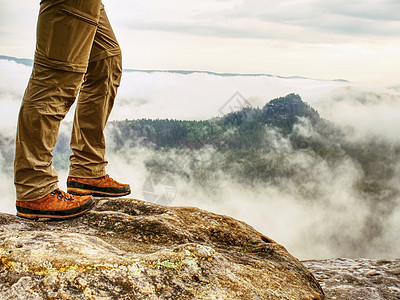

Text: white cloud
xmin=0 ymin=60 xmax=31 ymax=127
xmin=308 ymin=86 xmax=400 ymax=142
xmin=110 ymin=0 xmax=400 ymax=41
xmin=3 ymin=58 xmax=400 ymax=143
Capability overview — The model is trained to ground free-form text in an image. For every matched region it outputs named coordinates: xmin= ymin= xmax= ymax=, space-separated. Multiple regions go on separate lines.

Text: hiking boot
xmin=16 ymin=189 xmax=95 ymax=220
xmin=67 ymin=174 xmax=131 ymax=197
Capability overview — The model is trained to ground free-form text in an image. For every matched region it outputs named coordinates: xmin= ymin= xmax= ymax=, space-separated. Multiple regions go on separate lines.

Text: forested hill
xmin=106 ymin=93 xmax=398 ymax=197
xmin=109 ymin=93 xmax=324 ymax=150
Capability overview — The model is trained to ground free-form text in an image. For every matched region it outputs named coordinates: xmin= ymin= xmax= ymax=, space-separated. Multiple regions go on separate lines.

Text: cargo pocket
xmin=46 ymin=7 xmax=99 ymax=67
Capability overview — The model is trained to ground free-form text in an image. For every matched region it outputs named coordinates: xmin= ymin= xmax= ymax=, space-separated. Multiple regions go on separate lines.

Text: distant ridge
xmin=0 ymin=55 xmax=33 ymax=66
xmin=124 ymin=69 xmax=349 ymax=82
xmin=0 ymin=55 xmax=348 ymax=82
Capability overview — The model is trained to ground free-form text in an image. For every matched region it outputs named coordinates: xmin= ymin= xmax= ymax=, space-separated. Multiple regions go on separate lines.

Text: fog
xmin=2 ymin=59 xmax=400 ymax=139
xmin=100 ymin=121 xmax=400 ymax=260
xmin=1 ymin=58 xmax=399 ymax=260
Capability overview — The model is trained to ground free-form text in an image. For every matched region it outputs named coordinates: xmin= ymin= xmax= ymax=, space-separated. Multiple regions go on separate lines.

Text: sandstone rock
xmin=0 ymin=198 xmax=324 ymax=299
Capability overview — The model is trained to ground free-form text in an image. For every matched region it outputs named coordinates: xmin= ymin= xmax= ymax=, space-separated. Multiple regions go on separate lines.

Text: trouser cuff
xmin=16 ymin=182 xmax=59 ymax=202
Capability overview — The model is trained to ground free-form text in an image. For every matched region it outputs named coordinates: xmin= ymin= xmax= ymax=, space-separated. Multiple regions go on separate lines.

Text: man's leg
xmin=14 ymin=0 xmax=102 ymax=217
xmin=68 ymin=56 xmax=122 ymax=178
xmin=68 ymin=6 xmax=130 ymax=197
xmin=14 ymin=64 xmax=85 ymax=201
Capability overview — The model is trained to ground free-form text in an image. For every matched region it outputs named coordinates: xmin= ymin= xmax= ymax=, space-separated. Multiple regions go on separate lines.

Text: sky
xmin=1 ymin=0 xmax=400 ymax=83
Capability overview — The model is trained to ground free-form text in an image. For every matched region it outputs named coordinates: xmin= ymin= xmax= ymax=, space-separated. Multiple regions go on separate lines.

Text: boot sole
xmin=67 ymin=187 xmax=131 ymax=197
xmin=16 ymin=199 xmax=96 ymax=220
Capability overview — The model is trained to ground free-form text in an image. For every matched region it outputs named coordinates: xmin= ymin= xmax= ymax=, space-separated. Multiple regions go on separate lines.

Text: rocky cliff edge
xmin=0 ymin=198 xmax=324 ymax=299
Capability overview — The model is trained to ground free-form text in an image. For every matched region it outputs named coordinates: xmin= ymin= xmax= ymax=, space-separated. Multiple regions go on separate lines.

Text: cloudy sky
xmin=1 ymin=0 xmax=400 ymax=83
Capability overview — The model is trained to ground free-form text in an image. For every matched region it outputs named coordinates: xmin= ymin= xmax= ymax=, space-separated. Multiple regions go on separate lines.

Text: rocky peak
xmin=0 ymin=198 xmax=325 ymax=299
xmin=263 ymin=93 xmax=321 ymax=126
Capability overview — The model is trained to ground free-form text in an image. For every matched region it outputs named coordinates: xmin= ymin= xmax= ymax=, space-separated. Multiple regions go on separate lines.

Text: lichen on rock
xmin=0 ymin=198 xmax=325 ymax=299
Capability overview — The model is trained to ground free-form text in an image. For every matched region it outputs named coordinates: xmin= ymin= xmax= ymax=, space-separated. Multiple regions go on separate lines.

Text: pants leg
xmin=14 ymin=66 xmax=85 ymax=201
xmin=14 ymin=0 xmax=103 ymax=201
xmin=69 ymin=7 xmax=122 ymax=178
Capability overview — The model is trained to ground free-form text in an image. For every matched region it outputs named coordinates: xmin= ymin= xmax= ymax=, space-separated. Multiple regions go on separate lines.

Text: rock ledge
xmin=0 ymin=198 xmax=324 ymax=299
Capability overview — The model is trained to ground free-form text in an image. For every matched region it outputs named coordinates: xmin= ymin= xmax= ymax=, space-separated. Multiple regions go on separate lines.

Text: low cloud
xmin=102 ymin=122 xmax=400 ymax=260
xmin=2 ymin=57 xmax=400 ymax=148
xmin=308 ymin=86 xmax=400 ymax=142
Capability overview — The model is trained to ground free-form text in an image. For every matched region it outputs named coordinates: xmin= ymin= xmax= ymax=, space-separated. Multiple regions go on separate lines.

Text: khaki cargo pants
xmin=14 ymin=0 xmax=122 ymax=201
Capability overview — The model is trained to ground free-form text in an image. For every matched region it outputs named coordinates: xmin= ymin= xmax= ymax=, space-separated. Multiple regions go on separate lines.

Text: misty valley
xmin=0 ymin=93 xmax=399 ymax=260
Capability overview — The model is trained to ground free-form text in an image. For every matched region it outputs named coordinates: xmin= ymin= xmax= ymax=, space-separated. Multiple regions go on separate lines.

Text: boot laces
xmin=51 ymin=190 xmax=75 ymax=203
xmin=104 ymin=174 xmax=117 ymax=183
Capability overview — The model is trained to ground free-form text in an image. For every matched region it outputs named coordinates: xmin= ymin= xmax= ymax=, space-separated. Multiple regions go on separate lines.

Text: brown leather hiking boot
xmin=67 ymin=174 xmax=131 ymax=197
xmin=16 ymin=189 xmax=95 ymax=220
